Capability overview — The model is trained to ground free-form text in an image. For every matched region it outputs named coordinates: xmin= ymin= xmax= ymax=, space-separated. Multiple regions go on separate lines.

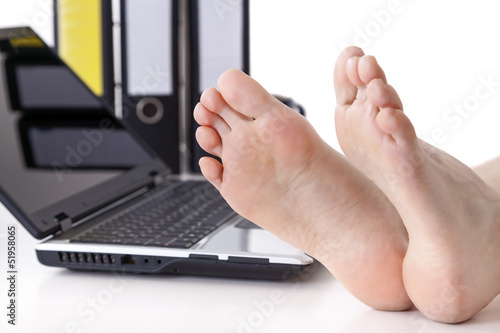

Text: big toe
xmin=334 ymin=46 xmax=365 ymax=106
xmin=217 ymin=69 xmax=284 ymax=119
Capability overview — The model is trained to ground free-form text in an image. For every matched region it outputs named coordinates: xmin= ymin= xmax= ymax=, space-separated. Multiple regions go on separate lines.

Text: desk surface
xmin=0 ymin=205 xmax=499 ymax=333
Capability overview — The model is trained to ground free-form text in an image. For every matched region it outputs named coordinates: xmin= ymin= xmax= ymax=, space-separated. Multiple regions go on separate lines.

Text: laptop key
xmin=200 ymin=208 xmax=234 ymax=226
xmin=128 ymin=237 xmax=154 ymax=245
xmin=181 ymin=237 xmax=200 ymax=244
xmin=186 ymin=233 xmax=204 ymax=239
xmin=147 ymin=236 xmax=177 ymax=247
xmin=166 ymin=241 xmax=193 ymax=249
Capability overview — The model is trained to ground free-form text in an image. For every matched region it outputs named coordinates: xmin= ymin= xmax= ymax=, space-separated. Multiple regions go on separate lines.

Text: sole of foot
xmin=334 ymin=46 xmax=500 ymax=323
xmin=194 ymin=68 xmax=412 ymax=311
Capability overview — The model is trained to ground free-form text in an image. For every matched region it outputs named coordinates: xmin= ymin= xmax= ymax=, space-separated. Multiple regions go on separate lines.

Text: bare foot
xmin=335 ymin=46 xmax=500 ymax=323
xmin=194 ymin=68 xmax=411 ymax=310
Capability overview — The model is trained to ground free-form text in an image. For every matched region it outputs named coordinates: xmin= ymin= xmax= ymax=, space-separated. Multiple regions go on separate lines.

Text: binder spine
xmin=120 ymin=0 xmax=181 ymax=173
xmin=188 ymin=0 xmax=250 ymax=173
xmin=53 ymin=0 xmax=114 ymax=108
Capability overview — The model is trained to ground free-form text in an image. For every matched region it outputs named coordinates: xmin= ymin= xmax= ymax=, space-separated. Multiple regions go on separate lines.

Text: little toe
xmin=367 ymin=79 xmax=403 ymax=110
xmin=358 ymin=55 xmax=387 ymax=85
xmin=334 ymin=46 xmax=365 ymax=106
xmin=196 ymin=126 xmax=223 ymax=157
xmin=217 ymin=69 xmax=283 ymax=119
xmin=199 ymin=157 xmax=223 ymax=190
xmin=193 ymin=103 xmax=231 ymax=137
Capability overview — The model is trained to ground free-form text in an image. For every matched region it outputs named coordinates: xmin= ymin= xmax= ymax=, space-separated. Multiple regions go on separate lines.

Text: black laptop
xmin=0 ymin=27 xmax=313 ymax=280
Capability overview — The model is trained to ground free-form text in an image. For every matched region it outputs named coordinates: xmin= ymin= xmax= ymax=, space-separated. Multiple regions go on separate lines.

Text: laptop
xmin=0 ymin=27 xmax=313 ymax=280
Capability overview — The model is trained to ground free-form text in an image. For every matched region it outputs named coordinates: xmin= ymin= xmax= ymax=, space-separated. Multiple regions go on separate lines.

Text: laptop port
xmin=59 ymin=252 xmax=68 ymax=262
xmin=121 ymin=255 xmax=135 ymax=265
xmin=85 ymin=253 xmax=92 ymax=263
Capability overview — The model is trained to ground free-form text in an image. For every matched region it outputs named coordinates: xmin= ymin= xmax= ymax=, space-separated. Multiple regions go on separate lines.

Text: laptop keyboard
xmin=71 ymin=180 xmax=235 ymax=249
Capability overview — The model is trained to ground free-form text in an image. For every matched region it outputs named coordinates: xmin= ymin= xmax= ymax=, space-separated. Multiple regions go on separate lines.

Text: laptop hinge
xmin=54 ymin=213 xmax=73 ymax=233
xmin=151 ymin=172 xmax=167 ymax=187
xmin=153 ymin=175 xmax=163 ymax=186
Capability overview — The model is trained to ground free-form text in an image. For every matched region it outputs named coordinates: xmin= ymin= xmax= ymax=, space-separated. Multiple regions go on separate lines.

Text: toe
xmin=364 ymin=76 xmax=413 ymax=145
xmin=346 ymin=56 xmax=364 ymax=87
xmin=217 ymin=69 xmax=283 ymax=119
xmin=196 ymin=126 xmax=222 ymax=157
xmin=193 ymin=103 xmax=231 ymax=137
xmin=199 ymin=157 xmax=223 ymax=190
xmin=376 ymin=107 xmax=417 ymax=146
xmin=367 ymin=79 xmax=403 ymax=110
xmin=358 ymin=55 xmax=387 ymax=85
xmin=200 ymin=87 xmax=252 ymax=126
xmin=334 ymin=46 xmax=365 ymax=106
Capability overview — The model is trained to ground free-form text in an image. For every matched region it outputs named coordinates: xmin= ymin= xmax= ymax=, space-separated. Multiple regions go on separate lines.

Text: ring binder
xmin=188 ymin=0 xmax=250 ymax=173
xmin=50 ymin=0 xmax=250 ymax=175
xmin=120 ymin=0 xmax=181 ymax=173
xmin=53 ymin=0 xmax=114 ymax=107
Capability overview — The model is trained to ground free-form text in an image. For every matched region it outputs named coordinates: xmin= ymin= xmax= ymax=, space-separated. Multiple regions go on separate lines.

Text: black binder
xmin=188 ymin=0 xmax=250 ymax=173
xmin=120 ymin=0 xmax=181 ymax=173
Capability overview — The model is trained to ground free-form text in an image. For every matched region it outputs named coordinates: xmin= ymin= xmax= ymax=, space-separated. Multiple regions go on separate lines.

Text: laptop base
xmin=37 ymin=250 xmax=312 ymax=280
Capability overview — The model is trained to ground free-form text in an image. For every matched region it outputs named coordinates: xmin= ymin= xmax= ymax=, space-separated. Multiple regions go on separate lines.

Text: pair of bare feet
xmin=193 ymin=46 xmax=500 ymax=324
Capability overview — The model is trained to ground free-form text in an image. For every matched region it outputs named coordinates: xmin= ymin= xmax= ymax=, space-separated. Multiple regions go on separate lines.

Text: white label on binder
xmin=125 ymin=0 xmax=173 ymax=96
xmin=198 ymin=0 xmax=245 ymax=93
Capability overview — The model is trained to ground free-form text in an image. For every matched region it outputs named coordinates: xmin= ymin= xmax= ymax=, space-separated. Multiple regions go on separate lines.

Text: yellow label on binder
xmin=10 ymin=36 xmax=44 ymax=48
xmin=57 ymin=0 xmax=103 ymax=96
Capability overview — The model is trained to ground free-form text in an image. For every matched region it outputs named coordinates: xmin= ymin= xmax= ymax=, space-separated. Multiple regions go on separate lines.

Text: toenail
xmin=347 ymin=56 xmax=360 ymax=65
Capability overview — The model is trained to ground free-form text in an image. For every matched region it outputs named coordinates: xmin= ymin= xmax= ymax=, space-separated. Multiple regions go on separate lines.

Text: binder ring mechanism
xmin=136 ymin=97 xmax=164 ymax=125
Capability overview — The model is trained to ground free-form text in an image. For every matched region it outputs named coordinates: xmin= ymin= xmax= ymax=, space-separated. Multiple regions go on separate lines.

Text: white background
xmin=1 ymin=1 xmax=500 ymax=333
xmin=250 ymin=0 xmax=500 ymax=168
xmin=1 ymin=0 xmax=500 ymax=166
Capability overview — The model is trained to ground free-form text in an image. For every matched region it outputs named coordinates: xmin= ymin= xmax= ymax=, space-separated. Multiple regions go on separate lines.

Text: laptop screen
xmin=0 ymin=28 xmax=165 ymax=239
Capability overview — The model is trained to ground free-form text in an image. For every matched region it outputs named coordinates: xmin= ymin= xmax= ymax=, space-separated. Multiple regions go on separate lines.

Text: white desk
xmin=0 ymin=204 xmax=499 ymax=333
